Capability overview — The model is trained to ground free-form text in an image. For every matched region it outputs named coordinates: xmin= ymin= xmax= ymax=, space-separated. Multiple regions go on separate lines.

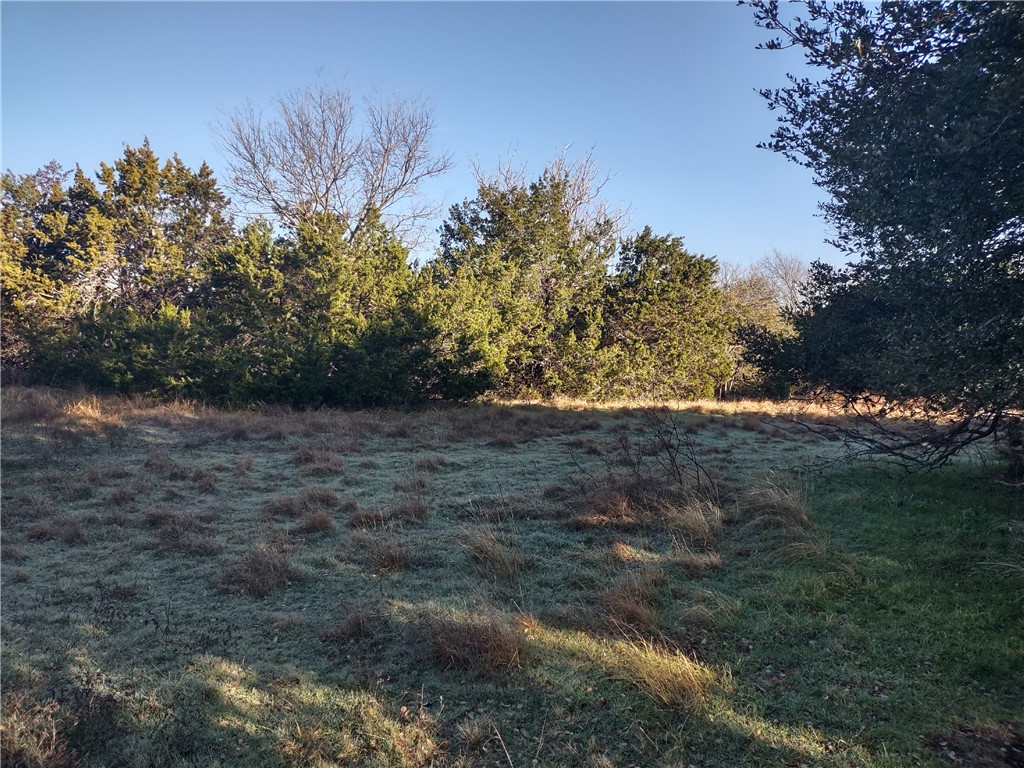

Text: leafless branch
xmin=215 ymin=84 xmax=451 ymax=243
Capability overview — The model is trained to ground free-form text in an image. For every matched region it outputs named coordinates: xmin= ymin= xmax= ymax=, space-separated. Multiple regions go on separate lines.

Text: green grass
xmin=1 ymin=386 xmax=1021 ymax=767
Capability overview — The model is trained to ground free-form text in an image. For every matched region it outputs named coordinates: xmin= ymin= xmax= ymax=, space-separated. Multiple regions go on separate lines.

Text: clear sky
xmin=2 ymin=1 xmax=841 ymax=267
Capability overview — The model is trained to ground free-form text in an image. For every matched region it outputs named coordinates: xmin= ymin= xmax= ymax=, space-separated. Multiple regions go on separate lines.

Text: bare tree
xmin=470 ymin=147 xmax=629 ymax=247
xmin=756 ymin=249 xmax=808 ymax=313
xmin=216 ymin=84 xmax=452 ymax=243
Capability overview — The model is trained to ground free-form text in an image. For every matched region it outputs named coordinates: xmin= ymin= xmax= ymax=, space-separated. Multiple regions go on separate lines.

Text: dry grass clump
xmin=595 ymin=568 xmax=666 ymax=634
xmin=606 ymin=634 xmax=716 ymax=711
xmin=564 ymin=436 xmax=603 ymax=455
xmin=106 ymin=488 xmax=136 ymax=507
xmin=391 ymin=473 xmax=433 ymax=495
xmin=0 ymin=692 xmax=77 ymax=768
xmin=363 ymin=536 xmax=416 ymax=572
xmin=27 ymin=516 xmax=85 ymax=545
xmin=573 ymin=488 xmax=646 ymax=529
xmin=463 ymin=526 xmax=524 ymax=580
xmin=486 ymin=434 xmax=517 ymax=449
xmin=0 ymin=386 xmax=64 ymax=425
xmin=663 ymin=498 xmax=722 ymax=549
xmin=228 ymin=542 xmax=304 ymax=597
xmin=669 ymin=546 xmax=723 ymax=576
xmin=264 ymin=487 xmax=339 ymax=519
xmin=191 ymin=468 xmax=217 ymax=494
xmin=144 ymin=507 xmax=221 ymax=555
xmin=420 ymin=613 xmax=528 ymax=674
xmin=292 ymin=445 xmax=345 ymax=477
xmin=19 ymin=492 xmax=55 ymax=519
xmin=414 ymin=454 xmax=449 ymax=471
xmin=742 ymin=480 xmax=811 ymax=532
xmin=292 ymin=510 xmax=336 ymax=536
xmin=320 ymin=604 xmax=387 ymax=644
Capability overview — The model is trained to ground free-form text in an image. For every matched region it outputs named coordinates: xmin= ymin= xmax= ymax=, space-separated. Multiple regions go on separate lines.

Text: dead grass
xmin=463 ymin=526 xmax=524 ymax=580
xmin=27 ymin=516 xmax=85 ymax=544
xmin=292 ymin=445 xmax=345 ymax=476
xmin=606 ymin=633 xmax=716 ymax=711
xmin=360 ymin=533 xmax=416 ymax=572
xmin=0 ymin=692 xmax=77 ymax=768
xmin=595 ymin=568 xmax=666 ymax=634
xmin=741 ymin=479 xmax=811 ymax=531
xmin=414 ymin=455 xmax=449 ymax=471
xmin=292 ymin=510 xmax=336 ymax=536
xmin=321 ymin=604 xmax=387 ymax=644
xmin=664 ymin=498 xmax=722 ymax=549
xmin=144 ymin=507 xmax=221 ymax=555
xmin=669 ymin=546 xmax=723 ymax=576
xmin=420 ymin=613 xmax=528 ymax=674
xmin=264 ymin=487 xmax=339 ymax=518
xmin=227 ymin=542 xmax=305 ymax=597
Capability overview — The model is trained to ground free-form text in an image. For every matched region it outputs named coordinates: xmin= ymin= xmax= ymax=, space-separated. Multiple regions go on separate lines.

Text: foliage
xmin=749 ymin=0 xmax=1024 ymax=465
xmin=603 ymin=227 xmax=732 ymax=399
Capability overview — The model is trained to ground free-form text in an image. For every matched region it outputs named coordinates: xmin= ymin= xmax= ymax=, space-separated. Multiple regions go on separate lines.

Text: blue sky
xmin=2 ymin=1 xmax=840 ymax=267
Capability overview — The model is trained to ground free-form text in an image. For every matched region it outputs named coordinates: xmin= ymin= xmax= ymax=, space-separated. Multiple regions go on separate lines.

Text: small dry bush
xmin=292 ymin=510 xmax=336 ymax=536
xmin=367 ymin=540 xmax=415 ymax=572
xmin=420 ymin=613 xmax=527 ymax=674
xmin=0 ymin=692 xmax=77 ymax=768
xmin=564 ymin=436 xmax=603 ymax=455
xmin=463 ymin=526 xmax=523 ymax=580
xmin=608 ymin=634 xmax=716 ymax=711
xmin=573 ymin=488 xmax=646 ymax=529
xmin=596 ymin=568 xmax=665 ymax=634
xmin=348 ymin=507 xmax=390 ymax=528
xmin=229 ymin=542 xmax=304 ymax=597
xmin=27 ymin=516 xmax=85 ymax=545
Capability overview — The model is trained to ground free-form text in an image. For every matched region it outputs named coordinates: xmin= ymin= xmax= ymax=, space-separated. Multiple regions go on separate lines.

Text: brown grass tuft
xmin=229 ymin=543 xmax=304 ymax=597
xmin=669 ymin=546 xmax=723 ymax=576
xmin=320 ymin=605 xmax=386 ymax=643
xmin=144 ymin=507 xmax=221 ymax=555
xmin=607 ymin=634 xmax=716 ymax=711
xmin=107 ymin=488 xmax=136 ymax=507
xmin=292 ymin=445 xmax=345 ymax=476
xmin=486 ymin=434 xmax=517 ymax=449
xmin=27 ymin=516 xmax=85 ymax=544
xmin=463 ymin=526 xmax=524 ymax=580
xmin=420 ymin=613 xmax=527 ymax=673
xmin=595 ymin=568 xmax=666 ymax=634
xmin=0 ymin=692 xmax=77 ymax=768
xmin=663 ymin=499 xmax=722 ymax=549
xmin=414 ymin=455 xmax=449 ymax=471
xmin=742 ymin=480 xmax=811 ymax=531
xmin=292 ymin=510 xmax=336 ymax=536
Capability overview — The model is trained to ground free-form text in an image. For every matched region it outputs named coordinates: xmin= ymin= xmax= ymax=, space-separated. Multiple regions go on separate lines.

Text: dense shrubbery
xmin=2 ymin=143 xmax=770 ymax=406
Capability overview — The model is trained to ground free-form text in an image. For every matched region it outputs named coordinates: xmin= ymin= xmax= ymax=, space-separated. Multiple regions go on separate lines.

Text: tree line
xmin=1 ymin=131 xmax=798 ymax=408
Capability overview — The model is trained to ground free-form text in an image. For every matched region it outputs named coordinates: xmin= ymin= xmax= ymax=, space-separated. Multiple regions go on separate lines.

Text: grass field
xmin=1 ymin=386 xmax=1021 ymax=767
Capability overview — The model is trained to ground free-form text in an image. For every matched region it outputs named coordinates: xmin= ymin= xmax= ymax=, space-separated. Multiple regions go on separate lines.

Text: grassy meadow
xmin=1 ymin=386 xmax=1021 ymax=767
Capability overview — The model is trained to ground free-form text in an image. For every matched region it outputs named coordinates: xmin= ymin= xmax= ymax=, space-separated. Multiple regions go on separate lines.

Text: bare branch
xmin=215 ymin=84 xmax=451 ymax=243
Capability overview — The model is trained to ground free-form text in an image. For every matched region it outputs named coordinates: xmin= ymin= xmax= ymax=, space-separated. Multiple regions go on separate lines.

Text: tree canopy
xmin=749 ymin=0 xmax=1024 ymax=466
